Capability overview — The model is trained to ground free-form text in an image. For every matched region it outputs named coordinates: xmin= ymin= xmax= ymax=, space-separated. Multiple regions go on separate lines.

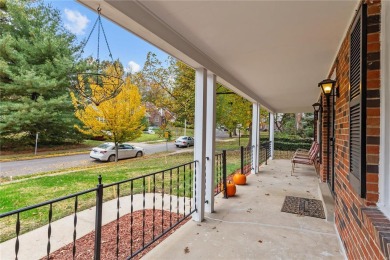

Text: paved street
xmin=0 ymin=130 xmax=231 ymax=178
xmin=0 ymin=141 xmax=186 ymax=177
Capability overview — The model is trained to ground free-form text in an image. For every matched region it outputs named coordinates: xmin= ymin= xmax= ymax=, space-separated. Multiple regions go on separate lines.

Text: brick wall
xmin=319 ymin=0 xmax=387 ymax=258
xmin=366 ymin=0 xmax=381 ymax=205
xmin=320 ymin=94 xmax=329 ymax=183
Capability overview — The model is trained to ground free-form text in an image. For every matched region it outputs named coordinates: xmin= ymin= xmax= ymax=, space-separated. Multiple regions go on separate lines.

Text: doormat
xmin=281 ymin=196 xmax=325 ymax=219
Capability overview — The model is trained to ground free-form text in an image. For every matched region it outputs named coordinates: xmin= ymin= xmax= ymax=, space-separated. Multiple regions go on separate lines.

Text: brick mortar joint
xmin=361 ymin=207 xmax=390 ymax=258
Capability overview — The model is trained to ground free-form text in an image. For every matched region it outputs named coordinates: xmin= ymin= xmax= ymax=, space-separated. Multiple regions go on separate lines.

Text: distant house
xmin=144 ymin=102 xmax=175 ymax=127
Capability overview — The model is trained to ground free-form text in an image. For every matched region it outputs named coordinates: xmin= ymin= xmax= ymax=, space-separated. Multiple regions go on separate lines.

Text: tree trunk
xmin=115 ymin=142 xmax=119 ymax=162
xmin=295 ymin=113 xmax=303 ymax=131
xmin=275 ymin=113 xmax=283 ymax=132
xmin=247 ymin=121 xmax=252 ymax=147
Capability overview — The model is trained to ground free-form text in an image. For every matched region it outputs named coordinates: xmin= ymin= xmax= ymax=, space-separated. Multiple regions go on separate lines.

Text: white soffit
xmin=77 ymin=0 xmax=357 ymax=113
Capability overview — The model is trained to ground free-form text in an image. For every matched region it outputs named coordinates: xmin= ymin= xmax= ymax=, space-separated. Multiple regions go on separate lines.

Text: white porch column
xmin=193 ymin=68 xmax=207 ymax=222
xmin=269 ymin=112 xmax=275 ymax=160
xmin=251 ymin=103 xmax=260 ymax=174
xmin=205 ymin=73 xmax=216 ymax=213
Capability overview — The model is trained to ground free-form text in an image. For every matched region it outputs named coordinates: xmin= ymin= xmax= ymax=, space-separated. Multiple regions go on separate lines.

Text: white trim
xmin=269 ymin=113 xmax=275 ymax=160
xmin=193 ymin=68 xmax=207 ymax=222
xmin=378 ymin=0 xmax=390 ymax=219
xmin=251 ymin=103 xmax=260 ymax=174
xmin=205 ymin=73 xmax=216 ymax=213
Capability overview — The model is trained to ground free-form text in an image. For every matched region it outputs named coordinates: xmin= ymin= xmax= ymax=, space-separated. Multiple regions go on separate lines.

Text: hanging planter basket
xmin=69 ymin=7 xmax=124 ymax=106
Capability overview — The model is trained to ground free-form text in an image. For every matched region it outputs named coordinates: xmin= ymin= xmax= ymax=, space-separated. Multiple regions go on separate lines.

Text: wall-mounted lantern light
xmin=318 ymin=78 xmax=338 ymax=192
xmin=318 ymin=79 xmax=339 ymax=97
xmin=312 ymin=102 xmax=321 ymax=112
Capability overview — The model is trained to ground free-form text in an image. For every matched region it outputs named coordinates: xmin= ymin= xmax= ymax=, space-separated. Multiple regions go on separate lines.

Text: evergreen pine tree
xmin=0 ymin=0 xmax=83 ymax=146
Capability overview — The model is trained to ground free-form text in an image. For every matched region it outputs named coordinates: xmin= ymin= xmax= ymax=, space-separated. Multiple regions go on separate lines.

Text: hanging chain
xmin=96 ymin=10 xmax=101 ymax=72
xmin=69 ymin=6 xmax=124 ymax=106
xmin=74 ymin=6 xmax=116 ymax=68
xmin=100 ymin=16 xmax=114 ymax=62
xmin=74 ymin=15 xmax=99 ymax=62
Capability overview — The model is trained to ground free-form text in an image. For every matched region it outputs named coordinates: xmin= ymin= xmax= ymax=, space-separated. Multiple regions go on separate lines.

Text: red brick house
xmin=315 ymin=1 xmax=390 ymax=258
xmin=144 ymin=102 xmax=175 ymax=127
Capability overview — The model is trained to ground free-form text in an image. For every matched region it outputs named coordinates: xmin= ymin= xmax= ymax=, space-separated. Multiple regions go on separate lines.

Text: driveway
xmin=0 ymin=142 xmax=188 ymax=177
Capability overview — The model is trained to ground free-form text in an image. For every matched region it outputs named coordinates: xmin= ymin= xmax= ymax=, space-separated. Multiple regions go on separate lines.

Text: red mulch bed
xmin=46 ymin=209 xmax=190 ymax=260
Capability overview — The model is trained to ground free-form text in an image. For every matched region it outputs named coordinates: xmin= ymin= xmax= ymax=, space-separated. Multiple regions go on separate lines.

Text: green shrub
xmin=273 ymin=137 xmax=312 ymax=143
xmin=274 ymin=141 xmax=311 ymax=151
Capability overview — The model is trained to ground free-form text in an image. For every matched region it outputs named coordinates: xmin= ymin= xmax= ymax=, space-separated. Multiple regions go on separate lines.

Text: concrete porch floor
xmin=144 ymin=159 xmax=345 ymax=260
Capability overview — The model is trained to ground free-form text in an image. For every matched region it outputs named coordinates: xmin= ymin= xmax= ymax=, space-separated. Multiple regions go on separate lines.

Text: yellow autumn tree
xmin=71 ymin=63 xmax=146 ymax=161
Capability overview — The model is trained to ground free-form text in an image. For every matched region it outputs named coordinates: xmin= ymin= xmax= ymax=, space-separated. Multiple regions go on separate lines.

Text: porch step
xmin=318 ymin=182 xmax=335 ymax=222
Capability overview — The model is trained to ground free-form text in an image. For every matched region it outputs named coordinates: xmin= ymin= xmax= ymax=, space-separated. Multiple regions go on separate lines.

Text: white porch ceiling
xmin=78 ymin=0 xmax=358 ymax=113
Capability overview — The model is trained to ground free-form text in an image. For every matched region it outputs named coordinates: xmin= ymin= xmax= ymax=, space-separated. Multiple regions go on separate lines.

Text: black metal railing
xmin=214 ymin=150 xmax=227 ymax=198
xmin=259 ymin=141 xmax=272 ymax=165
xmin=241 ymin=145 xmax=253 ymax=175
xmin=0 ymin=161 xmax=197 ymax=260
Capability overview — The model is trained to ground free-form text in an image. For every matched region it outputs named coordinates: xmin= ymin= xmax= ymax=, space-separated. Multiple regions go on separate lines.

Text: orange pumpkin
xmin=233 ymin=173 xmax=247 ymax=185
xmin=226 ymin=181 xmax=236 ymax=197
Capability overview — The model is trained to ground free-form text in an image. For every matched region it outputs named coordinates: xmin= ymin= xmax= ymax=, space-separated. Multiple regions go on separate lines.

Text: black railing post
xmin=265 ymin=142 xmax=268 ymax=165
xmin=240 ymin=146 xmax=244 ymax=174
xmin=222 ymin=150 xmax=228 ymax=199
xmin=94 ymin=175 xmax=103 ymax=260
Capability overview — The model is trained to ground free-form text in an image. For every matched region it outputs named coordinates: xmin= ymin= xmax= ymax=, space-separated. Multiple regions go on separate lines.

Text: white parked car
xmin=175 ymin=136 xmax=194 ymax=148
xmin=90 ymin=142 xmax=144 ymax=162
xmin=147 ymin=129 xmax=155 ymax=134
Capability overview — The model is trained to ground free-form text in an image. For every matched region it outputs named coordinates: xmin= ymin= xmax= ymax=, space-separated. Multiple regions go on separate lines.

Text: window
xmin=349 ymin=4 xmax=367 ymax=198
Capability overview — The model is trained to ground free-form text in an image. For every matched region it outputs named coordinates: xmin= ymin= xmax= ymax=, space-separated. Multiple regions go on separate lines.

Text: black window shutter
xmin=349 ymin=4 xmax=367 ymax=198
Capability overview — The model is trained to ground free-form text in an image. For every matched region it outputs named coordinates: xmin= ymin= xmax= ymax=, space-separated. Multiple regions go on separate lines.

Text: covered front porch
xmin=145 ymin=159 xmax=343 ymax=259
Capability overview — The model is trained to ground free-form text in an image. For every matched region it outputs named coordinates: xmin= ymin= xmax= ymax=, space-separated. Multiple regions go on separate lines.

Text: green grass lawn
xmin=133 ymin=133 xmax=165 ymax=142
xmin=0 ymin=139 xmax=102 ymax=162
xmin=216 ymin=137 xmax=250 ymax=151
xmin=0 ymin=149 xmax=243 ymax=242
xmin=133 ymin=127 xmax=195 ymax=143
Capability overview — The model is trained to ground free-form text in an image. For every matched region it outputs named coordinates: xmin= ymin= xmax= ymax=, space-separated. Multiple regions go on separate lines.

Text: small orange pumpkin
xmin=226 ymin=181 xmax=236 ymax=197
xmin=233 ymin=173 xmax=247 ymax=185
